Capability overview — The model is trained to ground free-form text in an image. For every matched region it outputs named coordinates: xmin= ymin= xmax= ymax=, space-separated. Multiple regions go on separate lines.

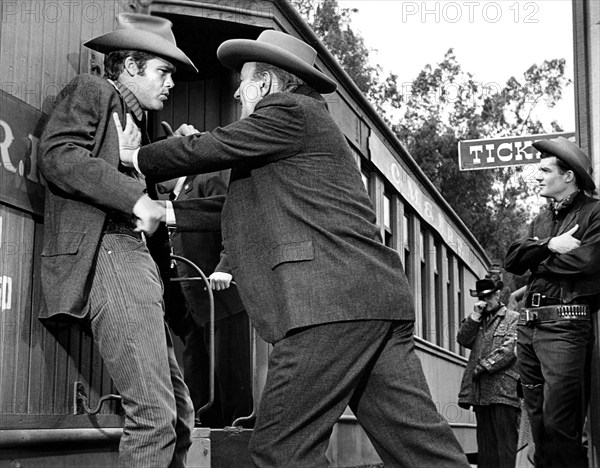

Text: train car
xmin=1 ymin=0 xmax=570 ymax=466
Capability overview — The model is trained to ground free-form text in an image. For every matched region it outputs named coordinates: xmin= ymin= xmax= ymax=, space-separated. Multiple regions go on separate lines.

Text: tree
xmin=291 ymin=0 xmax=401 ymax=120
xmin=394 ymin=49 xmax=571 ymax=262
xmin=291 ymin=2 xmax=571 ymax=265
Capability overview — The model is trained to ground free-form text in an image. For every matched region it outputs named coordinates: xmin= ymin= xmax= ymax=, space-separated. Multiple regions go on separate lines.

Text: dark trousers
xmin=518 ymin=320 xmax=593 ymax=468
xmin=249 ymin=320 xmax=470 ymax=468
xmin=474 ymin=404 xmax=519 ymax=468
xmin=184 ymin=311 xmax=252 ymax=427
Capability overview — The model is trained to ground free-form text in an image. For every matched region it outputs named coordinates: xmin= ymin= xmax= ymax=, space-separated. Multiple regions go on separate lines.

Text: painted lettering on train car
xmin=0 ymin=89 xmax=46 ymax=215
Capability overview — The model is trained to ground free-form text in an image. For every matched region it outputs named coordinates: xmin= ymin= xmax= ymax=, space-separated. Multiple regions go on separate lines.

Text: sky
xmin=337 ymin=0 xmax=575 ymax=131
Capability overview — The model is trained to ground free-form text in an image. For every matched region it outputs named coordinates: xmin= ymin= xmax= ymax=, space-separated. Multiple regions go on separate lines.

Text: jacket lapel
xmin=557 ymin=197 xmax=584 ymax=235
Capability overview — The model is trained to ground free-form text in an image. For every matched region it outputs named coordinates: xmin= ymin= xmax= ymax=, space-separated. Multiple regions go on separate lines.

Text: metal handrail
xmin=171 ymin=254 xmax=256 ymax=428
xmin=74 ymin=381 xmax=122 ymax=416
xmin=170 ymin=254 xmax=215 ymax=423
xmin=230 ymin=327 xmax=257 ymax=429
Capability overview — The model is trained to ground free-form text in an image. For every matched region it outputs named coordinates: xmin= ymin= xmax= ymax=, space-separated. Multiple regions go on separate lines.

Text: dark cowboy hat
xmin=217 ymin=30 xmax=337 ymax=94
xmin=84 ymin=13 xmax=198 ymax=73
xmin=470 ymin=278 xmax=504 ymax=298
xmin=533 ymin=136 xmax=595 ymax=191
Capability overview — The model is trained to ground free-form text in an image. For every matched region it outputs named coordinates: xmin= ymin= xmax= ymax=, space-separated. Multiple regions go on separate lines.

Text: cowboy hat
xmin=217 ymin=30 xmax=337 ymax=94
xmin=470 ymin=278 xmax=504 ymax=298
xmin=84 ymin=13 xmax=198 ymax=73
xmin=533 ymin=137 xmax=595 ymax=191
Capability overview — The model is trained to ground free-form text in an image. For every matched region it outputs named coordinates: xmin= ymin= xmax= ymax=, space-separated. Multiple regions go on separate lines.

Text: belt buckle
xmin=531 ymin=293 xmax=541 ymax=307
xmin=525 ymin=309 xmax=539 ymax=325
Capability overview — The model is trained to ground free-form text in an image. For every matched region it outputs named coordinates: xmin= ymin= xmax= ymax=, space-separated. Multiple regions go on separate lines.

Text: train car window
xmin=458 ymin=264 xmax=467 ymax=357
xmin=420 ymin=230 xmax=428 ymax=340
xmin=383 ymin=194 xmax=391 ymax=229
xmin=383 ymin=193 xmax=393 ymax=248
xmin=361 ymin=171 xmax=371 ymax=199
xmin=434 ymin=239 xmax=444 ymax=347
xmin=402 ymin=212 xmax=412 ymax=284
xmin=447 ymin=255 xmax=457 ymax=354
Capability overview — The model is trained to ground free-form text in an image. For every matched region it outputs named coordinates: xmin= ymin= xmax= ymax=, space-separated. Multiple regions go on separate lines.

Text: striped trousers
xmin=88 ymin=233 xmax=194 ymax=467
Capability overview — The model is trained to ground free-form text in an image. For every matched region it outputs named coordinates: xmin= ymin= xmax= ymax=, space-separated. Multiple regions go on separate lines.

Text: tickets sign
xmin=458 ymin=132 xmax=575 ymax=171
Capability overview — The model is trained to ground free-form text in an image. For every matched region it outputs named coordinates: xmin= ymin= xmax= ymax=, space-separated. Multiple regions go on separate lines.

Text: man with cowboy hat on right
xmin=116 ymin=30 xmax=470 ymax=467
xmin=457 ymin=277 xmax=520 ymax=468
xmin=506 ymin=136 xmax=600 ymax=468
xmin=38 ymin=13 xmax=203 ymax=467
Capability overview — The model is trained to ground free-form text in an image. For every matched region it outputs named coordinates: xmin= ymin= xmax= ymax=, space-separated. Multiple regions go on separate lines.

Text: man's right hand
xmin=113 ymin=113 xmax=141 ymax=168
xmin=470 ymin=300 xmax=486 ymax=321
xmin=548 ymin=224 xmax=580 ymax=254
xmin=161 ymin=121 xmax=200 ymax=138
xmin=132 ymin=195 xmax=165 ymax=236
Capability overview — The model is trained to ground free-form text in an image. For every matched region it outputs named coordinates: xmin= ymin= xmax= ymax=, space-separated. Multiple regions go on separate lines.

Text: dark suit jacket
xmin=171 ymin=173 xmax=245 ymax=325
xmin=138 ymin=87 xmax=414 ymax=343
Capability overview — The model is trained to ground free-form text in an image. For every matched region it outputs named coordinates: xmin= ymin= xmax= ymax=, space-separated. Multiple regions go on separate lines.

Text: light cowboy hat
xmin=533 ymin=136 xmax=595 ymax=191
xmin=470 ymin=278 xmax=504 ymax=298
xmin=217 ymin=30 xmax=337 ymax=94
xmin=84 ymin=13 xmax=198 ymax=73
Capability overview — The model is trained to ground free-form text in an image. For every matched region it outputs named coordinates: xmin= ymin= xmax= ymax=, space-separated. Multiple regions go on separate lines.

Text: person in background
xmin=115 ymin=30 xmax=470 ymax=467
xmin=37 ymin=14 xmax=198 ymax=467
xmin=506 ymin=284 xmax=536 ymax=468
xmin=457 ymin=277 xmax=520 ymax=468
xmin=167 ymin=173 xmax=252 ymax=427
xmin=505 ymin=136 xmax=600 ymax=468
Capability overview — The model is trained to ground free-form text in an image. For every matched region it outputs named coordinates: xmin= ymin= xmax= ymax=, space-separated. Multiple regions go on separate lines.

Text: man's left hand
xmin=113 ymin=112 xmax=141 ymax=168
xmin=472 ymin=364 xmax=486 ymax=381
xmin=209 ymin=272 xmax=233 ymax=291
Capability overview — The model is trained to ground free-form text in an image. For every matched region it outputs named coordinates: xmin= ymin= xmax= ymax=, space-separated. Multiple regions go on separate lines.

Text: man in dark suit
xmin=38 ymin=14 xmax=199 ymax=467
xmin=167 ymin=173 xmax=252 ymax=427
xmin=116 ymin=31 xmax=470 ymax=467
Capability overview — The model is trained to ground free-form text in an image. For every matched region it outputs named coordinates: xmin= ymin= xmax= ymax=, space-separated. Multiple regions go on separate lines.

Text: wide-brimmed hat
xmin=470 ymin=279 xmax=504 ymax=298
xmin=533 ymin=137 xmax=595 ymax=191
xmin=217 ymin=30 xmax=337 ymax=94
xmin=84 ymin=13 xmax=198 ymax=73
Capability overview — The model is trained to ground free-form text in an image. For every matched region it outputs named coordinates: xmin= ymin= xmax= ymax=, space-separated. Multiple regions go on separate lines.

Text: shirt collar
xmin=108 ymin=79 xmax=145 ymax=123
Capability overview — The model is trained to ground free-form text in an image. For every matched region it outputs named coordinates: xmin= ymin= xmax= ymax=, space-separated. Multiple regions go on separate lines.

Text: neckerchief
xmin=548 ymin=190 xmax=580 ymax=217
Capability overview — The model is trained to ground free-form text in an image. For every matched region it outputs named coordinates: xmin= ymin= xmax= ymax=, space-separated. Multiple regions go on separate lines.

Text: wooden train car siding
xmin=0 ymin=0 xmax=132 ymax=425
xmin=0 ymin=205 xmax=35 ymax=414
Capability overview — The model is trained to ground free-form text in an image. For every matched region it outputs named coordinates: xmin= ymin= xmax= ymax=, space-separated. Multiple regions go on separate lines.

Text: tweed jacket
xmin=38 ymin=74 xmax=146 ymax=320
xmin=137 ymin=88 xmax=414 ymax=343
xmin=457 ymin=306 xmax=520 ymax=409
xmin=505 ymin=192 xmax=600 ymax=306
xmin=171 ymin=173 xmax=245 ymax=325
xmin=38 ymin=74 xmax=222 ymax=320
